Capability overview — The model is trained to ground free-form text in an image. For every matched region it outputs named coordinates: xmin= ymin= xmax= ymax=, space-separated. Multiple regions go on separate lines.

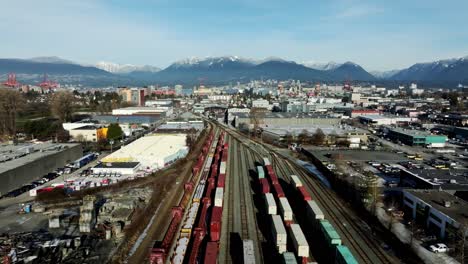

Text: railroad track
xmin=271 ymin=153 xmax=395 ymax=264
xmin=217 ymin=124 xmax=395 ymax=264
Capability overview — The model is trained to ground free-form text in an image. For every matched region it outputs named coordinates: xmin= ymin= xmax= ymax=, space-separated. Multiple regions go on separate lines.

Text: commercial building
xmin=399 ymin=169 xmax=468 ymax=190
xmin=112 ymin=106 xmax=173 ymax=116
xmin=101 ymin=134 xmax=188 ymax=170
xmin=0 ymin=143 xmax=82 ymax=196
xmin=118 ymin=87 xmax=146 ymax=106
xmin=387 ymin=128 xmax=447 ymax=147
xmin=252 ymin=99 xmax=271 ymax=109
xmin=69 ymin=125 xmax=107 ymax=142
xmin=233 ymin=112 xmax=341 ymax=129
xmin=91 ymin=162 xmax=141 ymax=175
xmin=359 ymin=115 xmax=413 ymax=126
xmin=402 ymin=190 xmax=468 ymax=239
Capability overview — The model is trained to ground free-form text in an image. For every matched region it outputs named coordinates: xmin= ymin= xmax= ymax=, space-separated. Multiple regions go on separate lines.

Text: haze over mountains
xmin=0 ymin=55 xmax=467 ymax=87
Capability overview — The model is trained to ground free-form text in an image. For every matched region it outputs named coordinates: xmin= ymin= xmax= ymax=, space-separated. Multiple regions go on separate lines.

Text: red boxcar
xmin=204 ymin=241 xmax=218 ymax=264
xmin=223 ymin=143 xmax=229 ymax=149
xmin=210 ymin=206 xmax=223 ymax=241
xmin=217 ymin=173 xmax=225 ymax=188
xmin=297 ymin=186 xmax=312 ymax=201
xmin=221 ymin=151 xmax=228 ymax=162
xmin=272 ymin=183 xmax=285 ymax=198
xmin=210 ymin=164 xmax=218 ymax=177
xmin=259 ymin=178 xmax=270 ymax=194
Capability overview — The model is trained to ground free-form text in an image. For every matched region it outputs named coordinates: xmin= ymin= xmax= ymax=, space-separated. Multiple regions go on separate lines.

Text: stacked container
xmin=264 ymin=193 xmax=277 ymax=215
xmin=289 ymin=224 xmax=309 ymax=258
xmin=271 ymin=215 xmax=288 ymax=253
xmin=214 ymin=187 xmax=224 ymax=207
xmin=278 ymin=197 xmax=293 ymax=222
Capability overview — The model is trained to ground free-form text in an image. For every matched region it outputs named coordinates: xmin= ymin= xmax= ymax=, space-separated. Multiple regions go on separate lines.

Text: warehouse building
xmin=92 ymin=162 xmax=141 ymax=175
xmin=399 ymin=169 xmax=468 ymax=190
xmin=100 ymin=134 xmax=188 ymax=171
xmin=0 ymin=143 xmax=82 ymax=196
xmin=402 ymin=190 xmax=468 ymax=239
xmin=233 ymin=112 xmax=341 ymax=129
xmin=358 ymin=115 xmax=413 ymax=126
xmin=387 ymin=127 xmax=447 ymax=147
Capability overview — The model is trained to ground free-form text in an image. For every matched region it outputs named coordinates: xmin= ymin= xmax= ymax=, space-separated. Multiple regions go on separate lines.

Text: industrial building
xmin=233 ymin=112 xmax=341 ymax=129
xmin=112 ymin=106 xmax=173 ymax=116
xmin=0 ymin=143 xmax=82 ymax=196
xmin=92 ymin=162 xmax=141 ymax=175
xmin=386 ymin=127 xmax=447 ymax=147
xmin=358 ymin=115 xmax=413 ymax=126
xmin=69 ymin=125 xmax=107 ymax=142
xmin=402 ymin=189 xmax=468 ymax=239
xmin=101 ymin=134 xmax=188 ymax=171
xmin=399 ymin=169 xmax=468 ymax=190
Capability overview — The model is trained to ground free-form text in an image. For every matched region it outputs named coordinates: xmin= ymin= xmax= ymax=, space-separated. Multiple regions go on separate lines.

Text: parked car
xmin=430 ymin=243 xmax=448 ymax=253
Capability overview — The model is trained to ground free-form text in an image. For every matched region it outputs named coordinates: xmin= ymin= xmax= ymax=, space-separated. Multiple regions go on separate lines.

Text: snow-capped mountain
xmin=390 ymin=56 xmax=468 ymax=82
xmin=370 ymin=69 xmax=401 ymax=79
xmin=301 ymin=61 xmax=342 ymax=71
xmin=28 ymin=56 xmax=76 ymax=64
xmin=95 ymin=61 xmax=160 ymax=74
xmin=169 ymin=56 xmax=257 ymax=69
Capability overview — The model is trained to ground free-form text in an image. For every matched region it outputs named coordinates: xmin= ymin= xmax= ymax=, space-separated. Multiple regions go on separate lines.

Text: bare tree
xmin=311 ymin=128 xmax=326 ymax=145
xmin=250 ymin=107 xmax=265 ymax=136
xmin=50 ymin=91 xmax=75 ymax=122
xmin=297 ymin=129 xmax=310 ymax=144
xmin=0 ymin=89 xmax=25 ymax=141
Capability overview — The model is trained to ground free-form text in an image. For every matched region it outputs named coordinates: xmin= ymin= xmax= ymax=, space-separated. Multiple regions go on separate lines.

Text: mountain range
xmin=0 ymin=55 xmax=467 ymax=87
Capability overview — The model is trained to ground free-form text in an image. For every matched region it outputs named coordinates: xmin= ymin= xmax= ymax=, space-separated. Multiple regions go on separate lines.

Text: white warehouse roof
xmin=102 ymin=134 xmax=188 ymax=170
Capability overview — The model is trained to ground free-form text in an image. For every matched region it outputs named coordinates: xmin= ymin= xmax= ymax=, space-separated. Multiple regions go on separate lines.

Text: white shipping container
xmin=263 ymin=157 xmax=271 ymax=166
xmin=306 ymin=200 xmax=324 ymax=220
xmin=271 ymin=215 xmax=287 ymax=246
xmin=243 ymin=239 xmax=256 ymax=264
xmin=290 ymin=224 xmax=309 ymax=257
xmin=265 ymin=193 xmax=277 ymax=215
xmin=290 ymin=175 xmax=302 ymax=187
xmin=277 ymin=244 xmax=287 ymax=254
xmin=215 ymin=187 xmax=224 ymax=207
xmin=220 ymin=162 xmax=227 ymax=175
xmin=279 ymin=197 xmax=293 ymax=221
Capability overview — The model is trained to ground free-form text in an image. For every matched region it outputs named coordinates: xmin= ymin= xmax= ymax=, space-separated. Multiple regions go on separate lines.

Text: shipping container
xmin=243 ymin=239 xmax=255 ymax=264
xmin=219 ymin=162 xmax=227 ymax=175
xmin=290 ymin=175 xmax=302 ymax=187
xmin=257 ymin=166 xmax=265 ymax=179
xmin=272 ymin=183 xmax=285 ymax=198
xmin=210 ymin=206 xmax=223 ymax=241
xmin=279 ymin=197 xmax=293 ymax=221
xmin=290 ymin=224 xmax=309 ymax=257
xmin=217 ymin=173 xmax=226 ymax=188
xmin=271 ymin=215 xmax=287 ymax=252
xmin=214 ymin=187 xmax=224 ymax=207
xmin=335 ymin=245 xmax=358 ymax=264
xmin=320 ymin=220 xmax=342 ymax=246
xmin=181 ymin=202 xmax=200 ymax=234
xmin=306 ymin=200 xmax=324 ymax=220
xmin=172 ymin=237 xmax=189 ymax=264
xmin=265 ymin=193 xmax=277 ymax=215
xmin=282 ymin=252 xmax=298 ymax=264
xmin=263 ymin=157 xmax=271 ymax=166
xmin=259 ymin=178 xmax=270 ymax=194
xmin=297 ymin=186 xmax=311 ymax=201
xmin=204 ymin=241 xmax=218 ymax=264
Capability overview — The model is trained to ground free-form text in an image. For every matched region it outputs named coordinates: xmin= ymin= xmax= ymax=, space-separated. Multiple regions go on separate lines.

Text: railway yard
xmin=145 ymin=121 xmax=402 ymax=264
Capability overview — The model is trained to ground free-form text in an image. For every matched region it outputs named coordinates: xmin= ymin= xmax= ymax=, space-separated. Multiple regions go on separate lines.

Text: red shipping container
xmin=217 ymin=173 xmax=226 ymax=188
xmin=259 ymin=178 xmax=270 ymax=194
xmin=210 ymin=206 xmax=223 ymax=241
xmin=211 ymin=164 xmax=218 ymax=177
xmin=297 ymin=186 xmax=312 ymax=201
xmin=223 ymin=143 xmax=229 ymax=149
xmin=272 ymin=183 xmax=285 ymax=198
xmin=221 ymin=151 xmax=228 ymax=162
xmin=204 ymin=241 xmax=218 ymax=264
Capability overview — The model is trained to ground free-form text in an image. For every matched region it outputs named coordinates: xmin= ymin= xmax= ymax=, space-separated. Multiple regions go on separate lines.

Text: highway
xmin=213 ymin=121 xmax=398 ymax=264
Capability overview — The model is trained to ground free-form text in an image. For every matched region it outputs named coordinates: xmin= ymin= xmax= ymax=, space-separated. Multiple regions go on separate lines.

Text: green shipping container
xmin=257 ymin=166 xmax=265 ymax=179
xmin=282 ymin=252 xmax=298 ymax=264
xmin=320 ymin=220 xmax=342 ymax=246
xmin=336 ymin=245 xmax=358 ymax=264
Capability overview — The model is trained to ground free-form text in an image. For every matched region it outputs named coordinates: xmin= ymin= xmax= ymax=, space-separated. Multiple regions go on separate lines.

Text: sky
xmin=1 ymin=0 xmax=467 ymax=71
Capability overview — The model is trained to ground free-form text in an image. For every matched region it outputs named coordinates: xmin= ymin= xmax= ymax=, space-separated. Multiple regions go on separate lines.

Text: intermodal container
xmin=282 ymin=252 xmax=298 ymax=264
xmin=306 ymin=200 xmax=324 ymax=220
xmin=210 ymin=164 xmax=218 ymax=177
xmin=259 ymin=178 xmax=270 ymax=194
xmin=219 ymin=162 xmax=227 ymax=175
xmin=320 ymin=220 xmax=342 ymax=246
xmin=290 ymin=175 xmax=302 ymax=187
xmin=335 ymin=245 xmax=358 ymax=264
xmin=263 ymin=157 xmax=271 ymax=166
xmin=290 ymin=224 xmax=309 ymax=258
xmin=265 ymin=193 xmax=277 ymax=215
xmin=278 ymin=197 xmax=293 ymax=221
xmin=243 ymin=239 xmax=255 ymax=264
xmin=217 ymin=173 xmax=226 ymax=188
xmin=272 ymin=183 xmax=285 ymax=198
xmin=214 ymin=187 xmax=224 ymax=207
xmin=297 ymin=186 xmax=311 ymax=201
xmin=204 ymin=241 xmax=218 ymax=264
xmin=257 ymin=166 xmax=265 ymax=179
xmin=210 ymin=206 xmax=223 ymax=241
xmin=271 ymin=215 xmax=287 ymax=252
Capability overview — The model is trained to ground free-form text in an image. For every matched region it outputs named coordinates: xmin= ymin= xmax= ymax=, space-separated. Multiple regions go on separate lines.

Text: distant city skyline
xmin=1 ymin=0 xmax=467 ymax=71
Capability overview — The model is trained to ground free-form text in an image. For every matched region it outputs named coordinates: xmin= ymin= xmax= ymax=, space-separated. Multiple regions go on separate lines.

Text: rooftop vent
xmin=443 ymin=200 xmax=451 ymax=208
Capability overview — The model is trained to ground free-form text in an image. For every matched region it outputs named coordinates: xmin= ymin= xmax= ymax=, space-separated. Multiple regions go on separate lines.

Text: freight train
xmin=149 ymin=131 xmax=230 ymax=264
